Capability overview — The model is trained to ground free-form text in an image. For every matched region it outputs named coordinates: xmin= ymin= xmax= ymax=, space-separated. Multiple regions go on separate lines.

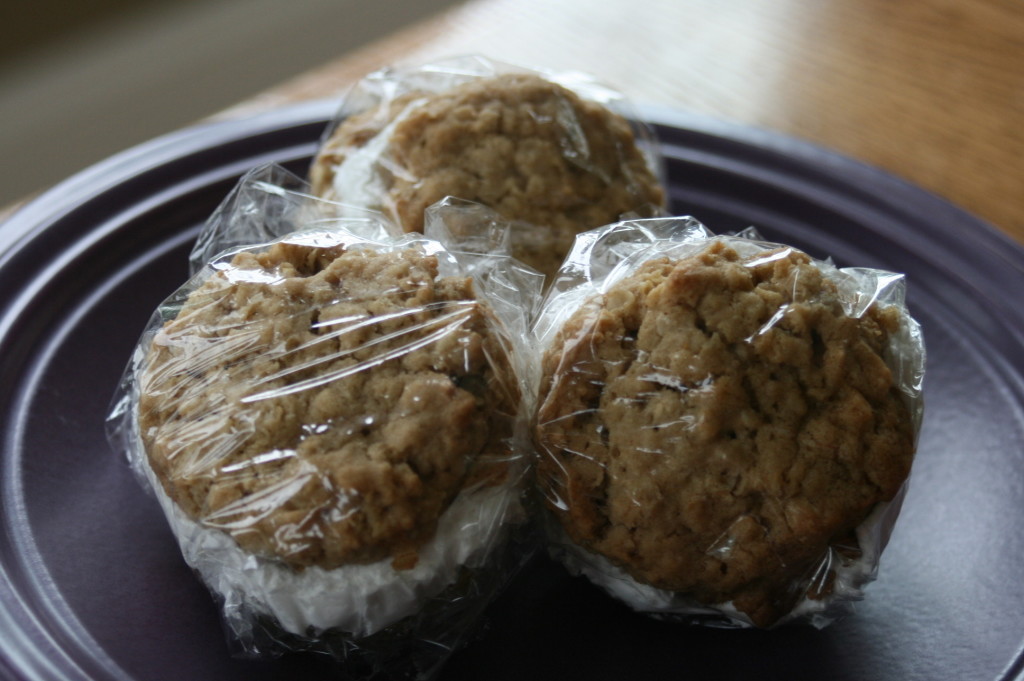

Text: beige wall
xmin=0 ymin=0 xmax=169 ymax=65
xmin=0 ymin=0 xmax=462 ymax=208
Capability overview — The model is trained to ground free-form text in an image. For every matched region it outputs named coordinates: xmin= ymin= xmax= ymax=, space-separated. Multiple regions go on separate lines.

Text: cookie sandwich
xmin=110 ymin=187 xmax=538 ymax=675
xmin=309 ymin=56 xmax=666 ymax=280
xmin=534 ymin=218 xmax=925 ymax=628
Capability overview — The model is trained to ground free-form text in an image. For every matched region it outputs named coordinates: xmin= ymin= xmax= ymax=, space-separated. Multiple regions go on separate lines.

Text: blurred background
xmin=2 ymin=0 xmax=1020 ymax=240
xmin=0 ymin=0 xmax=462 ymax=209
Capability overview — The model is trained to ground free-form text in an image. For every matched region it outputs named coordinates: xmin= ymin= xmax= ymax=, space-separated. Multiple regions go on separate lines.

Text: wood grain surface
xmin=221 ymin=0 xmax=1024 ymax=244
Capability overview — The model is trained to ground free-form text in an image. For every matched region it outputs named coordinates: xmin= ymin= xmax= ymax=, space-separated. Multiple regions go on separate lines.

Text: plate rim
xmin=3 ymin=98 xmax=1021 ymax=265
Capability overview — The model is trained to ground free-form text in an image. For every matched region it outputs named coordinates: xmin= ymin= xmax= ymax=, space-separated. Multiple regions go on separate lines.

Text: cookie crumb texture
xmin=536 ymin=242 xmax=915 ymax=627
xmin=310 ymin=73 xmax=665 ymax=279
xmin=139 ymin=242 xmax=516 ymax=571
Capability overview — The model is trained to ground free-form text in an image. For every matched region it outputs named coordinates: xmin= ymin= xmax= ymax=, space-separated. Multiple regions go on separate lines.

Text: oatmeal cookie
xmin=309 ymin=72 xmax=665 ymax=279
xmin=535 ymin=240 xmax=915 ymax=627
xmin=138 ymin=240 xmax=517 ymax=571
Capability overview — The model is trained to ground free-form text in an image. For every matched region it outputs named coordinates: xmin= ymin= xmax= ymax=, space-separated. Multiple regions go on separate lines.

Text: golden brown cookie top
xmin=535 ymin=240 xmax=915 ymax=626
xmin=139 ymin=240 xmax=517 ymax=570
xmin=309 ymin=72 xmax=665 ymax=280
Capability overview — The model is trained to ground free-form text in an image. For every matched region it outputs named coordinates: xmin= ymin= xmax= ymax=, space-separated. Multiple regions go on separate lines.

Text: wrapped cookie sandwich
xmin=308 ymin=55 xmax=666 ymax=281
xmin=107 ymin=167 xmax=542 ymax=678
xmin=533 ymin=217 xmax=925 ymax=629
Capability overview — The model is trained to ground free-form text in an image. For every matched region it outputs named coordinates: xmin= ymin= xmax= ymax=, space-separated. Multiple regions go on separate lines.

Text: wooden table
xmin=218 ymin=0 xmax=1024 ymax=245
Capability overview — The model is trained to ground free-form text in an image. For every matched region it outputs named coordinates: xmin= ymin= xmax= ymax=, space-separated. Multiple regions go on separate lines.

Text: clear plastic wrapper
xmin=532 ymin=217 xmax=925 ymax=629
xmin=307 ymin=55 xmax=667 ymax=281
xmin=107 ymin=166 xmax=543 ymax=678
xmin=187 ymin=163 xmax=385 ymax=275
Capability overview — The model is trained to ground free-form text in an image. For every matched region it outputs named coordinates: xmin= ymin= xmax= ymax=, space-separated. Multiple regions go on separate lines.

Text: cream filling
xmin=139 ymin=445 xmax=521 ymax=638
xmin=550 ymin=500 xmax=892 ymax=629
xmin=327 ymin=100 xmax=426 ymax=218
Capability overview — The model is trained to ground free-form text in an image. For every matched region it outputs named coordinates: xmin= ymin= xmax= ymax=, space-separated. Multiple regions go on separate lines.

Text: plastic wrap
xmin=107 ymin=166 xmax=543 ymax=678
xmin=307 ymin=55 xmax=667 ymax=281
xmin=532 ymin=217 xmax=925 ymax=629
xmin=187 ymin=163 xmax=385 ymax=275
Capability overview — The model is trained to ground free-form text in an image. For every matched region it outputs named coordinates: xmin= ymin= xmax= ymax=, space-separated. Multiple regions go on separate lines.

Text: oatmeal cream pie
xmin=136 ymin=235 xmax=523 ymax=637
xmin=535 ymin=239 xmax=918 ymax=627
xmin=309 ymin=71 xmax=665 ymax=279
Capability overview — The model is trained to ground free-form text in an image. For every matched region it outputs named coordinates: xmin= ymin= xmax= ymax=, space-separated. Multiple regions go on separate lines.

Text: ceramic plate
xmin=1 ymin=100 xmax=1022 ymax=681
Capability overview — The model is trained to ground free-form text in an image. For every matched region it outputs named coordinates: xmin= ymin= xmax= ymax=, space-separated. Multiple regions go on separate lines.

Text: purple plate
xmin=1 ymin=100 xmax=1023 ymax=681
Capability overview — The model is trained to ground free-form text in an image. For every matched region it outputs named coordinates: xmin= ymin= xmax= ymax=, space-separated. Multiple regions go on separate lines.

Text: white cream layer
xmin=327 ymin=99 xmax=426 ymax=218
xmin=550 ymin=499 xmax=892 ymax=629
xmin=142 ymin=450 xmax=520 ymax=638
